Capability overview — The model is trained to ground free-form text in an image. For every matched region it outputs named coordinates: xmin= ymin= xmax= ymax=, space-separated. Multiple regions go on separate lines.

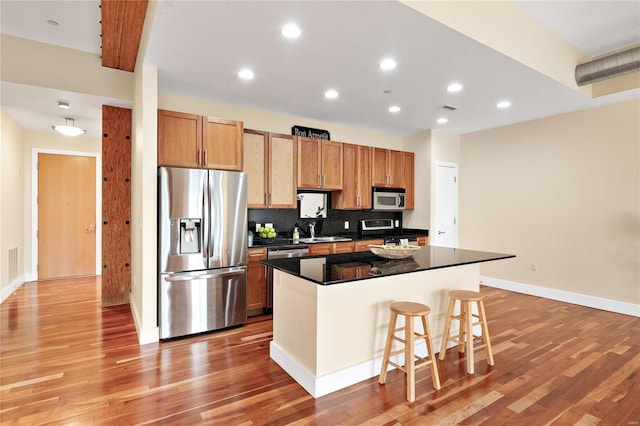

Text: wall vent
xmin=8 ymin=247 xmax=17 ymax=283
xmin=442 ymin=104 xmax=458 ymax=111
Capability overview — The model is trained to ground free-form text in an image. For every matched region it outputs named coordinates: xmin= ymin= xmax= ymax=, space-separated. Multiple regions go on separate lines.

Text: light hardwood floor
xmin=1 ymin=276 xmax=639 ymax=425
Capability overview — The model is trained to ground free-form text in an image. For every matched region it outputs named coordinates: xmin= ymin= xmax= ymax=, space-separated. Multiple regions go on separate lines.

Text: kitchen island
xmin=261 ymin=246 xmax=515 ymax=398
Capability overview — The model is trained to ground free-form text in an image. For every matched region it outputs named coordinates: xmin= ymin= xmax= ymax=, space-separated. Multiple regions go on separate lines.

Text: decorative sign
xmin=292 ymin=125 xmax=330 ymax=140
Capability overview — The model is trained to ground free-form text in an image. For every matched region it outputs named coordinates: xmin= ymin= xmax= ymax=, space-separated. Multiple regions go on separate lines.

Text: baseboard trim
xmin=129 ymin=293 xmax=159 ymax=345
xmin=0 ymin=275 xmax=26 ymax=304
xmin=481 ymin=276 xmax=640 ymax=317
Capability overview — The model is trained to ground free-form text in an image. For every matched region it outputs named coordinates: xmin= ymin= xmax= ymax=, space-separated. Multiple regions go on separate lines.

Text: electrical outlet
xmin=530 ymin=263 xmax=537 ymax=272
xmin=344 ymin=221 xmax=349 ymax=229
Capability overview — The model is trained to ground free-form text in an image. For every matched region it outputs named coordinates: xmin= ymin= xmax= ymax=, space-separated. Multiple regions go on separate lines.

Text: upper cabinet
xmin=402 ymin=151 xmax=415 ymax=210
xmin=372 ymin=148 xmax=403 ymax=188
xmin=243 ymin=129 xmax=297 ymax=209
xmin=158 ymin=109 xmax=243 ymax=171
xmin=203 ymin=117 xmax=243 ymax=171
xmin=335 ymin=144 xmax=372 ymax=209
xmin=297 ymin=138 xmax=343 ymax=190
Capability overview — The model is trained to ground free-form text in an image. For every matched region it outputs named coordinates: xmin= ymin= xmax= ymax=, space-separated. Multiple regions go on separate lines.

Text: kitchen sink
xmin=299 ymin=236 xmax=352 ymax=243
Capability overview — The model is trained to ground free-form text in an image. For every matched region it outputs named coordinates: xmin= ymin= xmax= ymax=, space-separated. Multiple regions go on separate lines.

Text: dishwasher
xmin=266 ymin=246 xmax=309 ymax=312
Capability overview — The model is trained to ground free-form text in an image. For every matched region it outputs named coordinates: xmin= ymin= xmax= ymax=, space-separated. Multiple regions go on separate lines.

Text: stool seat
xmin=439 ymin=289 xmax=494 ymax=374
xmin=379 ymin=301 xmax=440 ymax=402
xmin=390 ymin=301 xmax=431 ymax=316
xmin=448 ymin=290 xmax=485 ymax=301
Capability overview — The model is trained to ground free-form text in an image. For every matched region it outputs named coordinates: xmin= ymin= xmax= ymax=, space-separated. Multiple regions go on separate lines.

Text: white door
xmin=434 ymin=162 xmax=458 ymax=247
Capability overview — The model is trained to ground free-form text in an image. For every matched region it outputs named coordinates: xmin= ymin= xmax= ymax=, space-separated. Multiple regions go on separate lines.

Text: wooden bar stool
xmin=379 ymin=301 xmax=441 ymax=402
xmin=439 ymin=290 xmax=494 ymax=374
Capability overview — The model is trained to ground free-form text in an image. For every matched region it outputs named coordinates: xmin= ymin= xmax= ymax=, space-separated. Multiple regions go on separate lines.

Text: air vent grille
xmin=442 ymin=105 xmax=458 ymax=111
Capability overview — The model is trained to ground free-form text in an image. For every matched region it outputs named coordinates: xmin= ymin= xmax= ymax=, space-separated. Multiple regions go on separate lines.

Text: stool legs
xmin=440 ymin=292 xmax=494 ymax=375
xmin=379 ymin=307 xmax=440 ymax=402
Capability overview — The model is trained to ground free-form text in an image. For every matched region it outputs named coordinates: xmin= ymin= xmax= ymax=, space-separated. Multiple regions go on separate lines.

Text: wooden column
xmin=102 ymin=105 xmax=132 ymax=306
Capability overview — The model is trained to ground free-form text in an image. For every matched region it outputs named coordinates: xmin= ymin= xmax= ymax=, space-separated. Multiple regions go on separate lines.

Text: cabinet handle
xmin=249 ymin=253 xmax=264 ymax=257
xmin=203 ymin=149 xmax=208 ymax=166
xmin=318 ymin=175 xmax=321 ymax=187
xmin=357 ymin=195 xmax=361 ymax=207
xmin=322 ymin=175 xmax=326 ymax=187
xmin=197 ymin=149 xmax=201 ymax=165
xmin=264 ymin=192 xmax=268 ymax=206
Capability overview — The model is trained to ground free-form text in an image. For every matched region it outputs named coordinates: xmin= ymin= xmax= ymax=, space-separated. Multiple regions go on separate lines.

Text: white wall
xmin=1 ymin=111 xmax=25 ymax=301
xmin=460 ymin=99 xmax=640 ymax=308
xmin=402 ymin=130 xmax=431 ymax=229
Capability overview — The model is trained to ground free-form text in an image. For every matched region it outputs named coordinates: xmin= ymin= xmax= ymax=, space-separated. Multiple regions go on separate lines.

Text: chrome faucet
xmin=309 ymin=221 xmax=316 ymax=239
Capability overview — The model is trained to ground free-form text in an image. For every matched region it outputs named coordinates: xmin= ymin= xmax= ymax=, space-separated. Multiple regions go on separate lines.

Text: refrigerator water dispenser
xmin=179 ymin=218 xmax=201 ymax=254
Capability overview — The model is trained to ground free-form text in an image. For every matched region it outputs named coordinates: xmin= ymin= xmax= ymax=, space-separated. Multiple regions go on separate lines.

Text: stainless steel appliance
xmin=372 ymin=187 xmax=405 ymax=211
xmin=158 ymin=167 xmax=248 ymax=339
xmin=359 ymin=218 xmax=418 ymax=245
xmin=266 ymin=245 xmax=309 ymax=311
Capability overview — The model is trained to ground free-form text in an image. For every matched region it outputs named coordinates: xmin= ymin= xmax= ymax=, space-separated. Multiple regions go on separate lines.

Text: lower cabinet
xmin=309 ymin=242 xmax=354 ymax=255
xmin=247 ymin=247 xmax=267 ymax=314
xmin=354 ymin=239 xmax=383 ymax=252
xmin=417 ymin=236 xmax=428 ymax=246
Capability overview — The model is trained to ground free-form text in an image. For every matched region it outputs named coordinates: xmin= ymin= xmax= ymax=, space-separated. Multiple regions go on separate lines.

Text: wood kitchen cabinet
xmin=243 ymin=129 xmax=297 ymax=209
xmin=335 ymin=144 xmax=372 ymax=209
xmin=158 ymin=109 xmax=243 ymax=171
xmin=372 ymin=148 xmax=403 ymax=188
xmin=308 ymin=241 xmax=354 ymax=255
xmin=417 ymin=236 xmax=428 ymax=246
xmin=297 ymin=138 xmax=343 ymax=190
xmin=332 ymin=263 xmax=372 ymax=280
xmin=354 ymin=239 xmax=384 ymax=252
xmin=402 ymin=151 xmax=415 ymax=210
xmin=247 ymin=247 xmax=267 ymax=314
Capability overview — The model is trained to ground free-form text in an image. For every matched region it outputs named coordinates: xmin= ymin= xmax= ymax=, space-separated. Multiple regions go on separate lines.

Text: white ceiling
xmin=1 ymin=1 xmax=639 ymax=139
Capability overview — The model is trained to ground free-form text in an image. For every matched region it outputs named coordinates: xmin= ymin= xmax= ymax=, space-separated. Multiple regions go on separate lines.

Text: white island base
xmin=269 ymin=263 xmax=481 ymax=398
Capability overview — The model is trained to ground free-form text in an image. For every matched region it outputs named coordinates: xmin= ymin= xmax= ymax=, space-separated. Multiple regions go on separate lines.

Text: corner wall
xmin=1 ymin=111 xmax=25 ymax=301
xmin=460 ymin=100 xmax=640 ymax=309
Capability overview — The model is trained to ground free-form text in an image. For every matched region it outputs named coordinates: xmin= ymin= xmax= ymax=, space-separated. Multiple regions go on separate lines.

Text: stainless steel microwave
xmin=372 ymin=187 xmax=405 ymax=211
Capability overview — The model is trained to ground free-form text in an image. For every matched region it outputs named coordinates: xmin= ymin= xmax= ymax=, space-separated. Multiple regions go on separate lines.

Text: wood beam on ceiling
xmin=101 ymin=0 xmax=148 ymax=72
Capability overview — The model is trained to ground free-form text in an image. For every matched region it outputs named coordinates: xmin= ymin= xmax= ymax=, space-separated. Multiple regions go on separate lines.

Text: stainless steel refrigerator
xmin=158 ymin=167 xmax=247 ymax=339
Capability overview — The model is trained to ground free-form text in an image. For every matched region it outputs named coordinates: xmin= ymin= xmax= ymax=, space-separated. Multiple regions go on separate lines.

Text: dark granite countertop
xmin=260 ymin=246 xmax=515 ymax=285
xmin=249 ymin=229 xmax=429 ymax=249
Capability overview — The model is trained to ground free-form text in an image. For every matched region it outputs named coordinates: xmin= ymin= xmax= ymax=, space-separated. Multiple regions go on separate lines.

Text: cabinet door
xmin=247 ymin=248 xmax=267 ymax=312
xmin=203 ymin=117 xmax=243 ymax=171
xmin=320 ymin=141 xmax=343 ymax=189
xmin=371 ymin=148 xmax=389 ymax=187
xmin=417 ymin=236 xmax=428 ymax=246
xmin=297 ymin=138 xmax=321 ymax=188
xmin=354 ymin=239 xmax=383 ymax=252
xmin=402 ymin=151 xmax=415 ymax=209
xmin=243 ymin=129 xmax=268 ymax=208
xmin=269 ymin=133 xmax=297 ymax=208
xmin=158 ymin=110 xmax=202 ymax=168
xmin=388 ymin=150 xmax=403 ymax=187
xmin=337 ymin=144 xmax=358 ymax=209
xmin=357 ymin=145 xmax=373 ymax=209
xmin=333 ymin=242 xmax=354 ymax=254
xmin=309 ymin=243 xmax=332 ymax=255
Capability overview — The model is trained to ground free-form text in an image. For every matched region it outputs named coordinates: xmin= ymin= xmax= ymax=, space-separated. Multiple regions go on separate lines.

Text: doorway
xmin=35 ymin=151 xmax=100 ymax=280
xmin=434 ymin=162 xmax=458 ymax=248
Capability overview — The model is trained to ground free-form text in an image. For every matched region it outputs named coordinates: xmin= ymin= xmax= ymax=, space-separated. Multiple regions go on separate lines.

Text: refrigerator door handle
xmin=203 ymin=172 xmax=211 ymax=264
xmin=163 ymin=267 xmax=246 ymax=282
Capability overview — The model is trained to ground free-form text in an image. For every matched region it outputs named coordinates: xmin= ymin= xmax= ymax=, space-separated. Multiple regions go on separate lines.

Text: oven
xmin=266 ymin=246 xmax=309 ymax=312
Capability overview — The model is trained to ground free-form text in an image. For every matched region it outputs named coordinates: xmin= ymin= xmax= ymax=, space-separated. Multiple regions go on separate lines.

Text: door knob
xmin=438 ymin=230 xmax=445 ymax=235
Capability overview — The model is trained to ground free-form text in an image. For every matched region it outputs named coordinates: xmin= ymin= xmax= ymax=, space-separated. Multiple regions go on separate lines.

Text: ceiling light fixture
xmin=447 ymin=83 xmax=463 ymax=93
xmin=57 ymin=101 xmax=71 ymax=109
xmin=238 ymin=68 xmax=254 ymax=80
xmin=388 ymin=105 xmax=401 ymax=113
xmin=437 ymin=117 xmax=448 ymax=124
xmin=281 ymin=23 xmax=301 ymax=39
xmin=52 ymin=118 xmax=86 ymax=137
xmin=379 ymin=58 xmax=397 ymax=71
xmin=325 ymin=89 xmax=338 ymax=99
xmin=497 ymin=100 xmax=511 ymax=109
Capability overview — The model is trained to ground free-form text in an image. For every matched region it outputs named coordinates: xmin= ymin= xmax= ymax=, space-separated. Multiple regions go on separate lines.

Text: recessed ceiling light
xmin=437 ymin=117 xmax=448 ymax=124
xmin=57 ymin=101 xmax=71 ymax=109
xmin=52 ymin=118 xmax=86 ymax=137
xmin=325 ymin=89 xmax=338 ymax=99
xmin=497 ymin=100 xmax=511 ymax=109
xmin=238 ymin=69 xmax=254 ymax=80
xmin=47 ymin=19 xmax=59 ymax=26
xmin=281 ymin=23 xmax=301 ymax=39
xmin=388 ymin=105 xmax=401 ymax=113
xmin=447 ymin=83 xmax=463 ymax=93
xmin=379 ymin=58 xmax=397 ymax=71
